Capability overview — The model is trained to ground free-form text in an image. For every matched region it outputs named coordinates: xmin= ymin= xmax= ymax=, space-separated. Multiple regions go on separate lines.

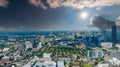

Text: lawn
xmin=83 ymin=63 xmax=92 ymax=67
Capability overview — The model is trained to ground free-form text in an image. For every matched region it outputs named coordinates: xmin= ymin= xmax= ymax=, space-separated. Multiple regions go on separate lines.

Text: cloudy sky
xmin=0 ymin=0 xmax=120 ymax=31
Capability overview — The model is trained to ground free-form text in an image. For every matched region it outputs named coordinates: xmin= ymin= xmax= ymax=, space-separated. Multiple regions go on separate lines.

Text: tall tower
xmin=40 ymin=35 xmax=45 ymax=45
xmin=111 ymin=22 xmax=117 ymax=45
xmin=101 ymin=30 xmax=107 ymax=41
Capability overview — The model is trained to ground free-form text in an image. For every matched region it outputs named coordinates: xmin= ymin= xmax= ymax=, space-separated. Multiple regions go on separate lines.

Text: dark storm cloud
xmin=89 ymin=15 xmax=114 ymax=30
xmin=0 ymin=0 xmax=65 ymax=31
xmin=89 ymin=15 xmax=120 ymax=30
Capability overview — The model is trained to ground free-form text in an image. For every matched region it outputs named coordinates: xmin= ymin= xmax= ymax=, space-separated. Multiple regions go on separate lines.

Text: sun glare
xmin=81 ymin=12 xmax=88 ymax=19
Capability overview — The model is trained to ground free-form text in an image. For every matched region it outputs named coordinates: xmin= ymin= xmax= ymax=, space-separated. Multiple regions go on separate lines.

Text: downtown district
xmin=0 ymin=31 xmax=120 ymax=67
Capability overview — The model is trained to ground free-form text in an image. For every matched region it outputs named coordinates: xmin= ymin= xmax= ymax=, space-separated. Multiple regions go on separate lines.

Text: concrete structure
xmin=101 ymin=42 xmax=112 ymax=49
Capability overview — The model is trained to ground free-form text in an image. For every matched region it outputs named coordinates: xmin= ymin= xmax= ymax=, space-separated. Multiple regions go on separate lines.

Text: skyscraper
xmin=101 ymin=30 xmax=107 ymax=41
xmin=111 ymin=22 xmax=117 ymax=45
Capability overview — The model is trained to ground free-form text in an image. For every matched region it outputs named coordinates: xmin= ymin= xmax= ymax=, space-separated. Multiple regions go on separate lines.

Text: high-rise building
xmin=40 ymin=35 xmax=45 ymax=45
xmin=111 ymin=23 xmax=117 ymax=45
xmin=101 ymin=30 xmax=107 ymax=41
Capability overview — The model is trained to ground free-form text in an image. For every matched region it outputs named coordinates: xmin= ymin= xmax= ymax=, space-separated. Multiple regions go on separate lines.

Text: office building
xmin=111 ymin=23 xmax=117 ymax=45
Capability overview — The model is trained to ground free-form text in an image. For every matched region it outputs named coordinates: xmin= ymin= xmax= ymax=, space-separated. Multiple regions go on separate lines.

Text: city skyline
xmin=0 ymin=0 xmax=120 ymax=31
xmin=0 ymin=1 xmax=120 ymax=66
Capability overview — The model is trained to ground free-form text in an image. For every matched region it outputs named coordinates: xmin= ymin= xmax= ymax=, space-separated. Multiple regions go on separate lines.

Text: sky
xmin=0 ymin=0 xmax=120 ymax=31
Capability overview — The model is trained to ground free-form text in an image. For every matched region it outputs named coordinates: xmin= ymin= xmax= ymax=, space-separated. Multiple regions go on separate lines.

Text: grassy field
xmin=83 ymin=63 xmax=92 ymax=67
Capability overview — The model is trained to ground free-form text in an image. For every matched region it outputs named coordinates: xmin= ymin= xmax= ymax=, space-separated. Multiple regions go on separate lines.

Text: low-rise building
xmin=116 ymin=44 xmax=120 ymax=49
xmin=3 ymin=48 xmax=9 ymax=52
xmin=110 ymin=50 xmax=120 ymax=59
xmin=87 ymin=50 xmax=104 ymax=58
xmin=97 ymin=63 xmax=109 ymax=67
xmin=33 ymin=61 xmax=56 ymax=67
xmin=109 ymin=57 xmax=120 ymax=67
xmin=57 ymin=61 xmax=65 ymax=67
xmin=101 ymin=42 xmax=112 ymax=49
xmin=58 ymin=58 xmax=71 ymax=64
xmin=0 ymin=56 xmax=9 ymax=63
xmin=43 ymin=53 xmax=51 ymax=58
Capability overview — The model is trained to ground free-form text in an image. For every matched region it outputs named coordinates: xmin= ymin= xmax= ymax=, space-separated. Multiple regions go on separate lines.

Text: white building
xmin=101 ymin=42 xmax=112 ymax=49
xmin=43 ymin=53 xmax=51 ymax=58
xmin=60 ymin=42 xmax=67 ymax=46
xmin=23 ymin=55 xmax=56 ymax=67
xmin=98 ymin=63 xmax=109 ymax=67
xmin=57 ymin=61 xmax=65 ymax=67
xmin=25 ymin=41 xmax=32 ymax=50
xmin=33 ymin=61 xmax=56 ymax=67
xmin=3 ymin=48 xmax=9 ymax=52
xmin=37 ymin=42 xmax=42 ymax=50
xmin=22 ymin=64 xmax=31 ymax=67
